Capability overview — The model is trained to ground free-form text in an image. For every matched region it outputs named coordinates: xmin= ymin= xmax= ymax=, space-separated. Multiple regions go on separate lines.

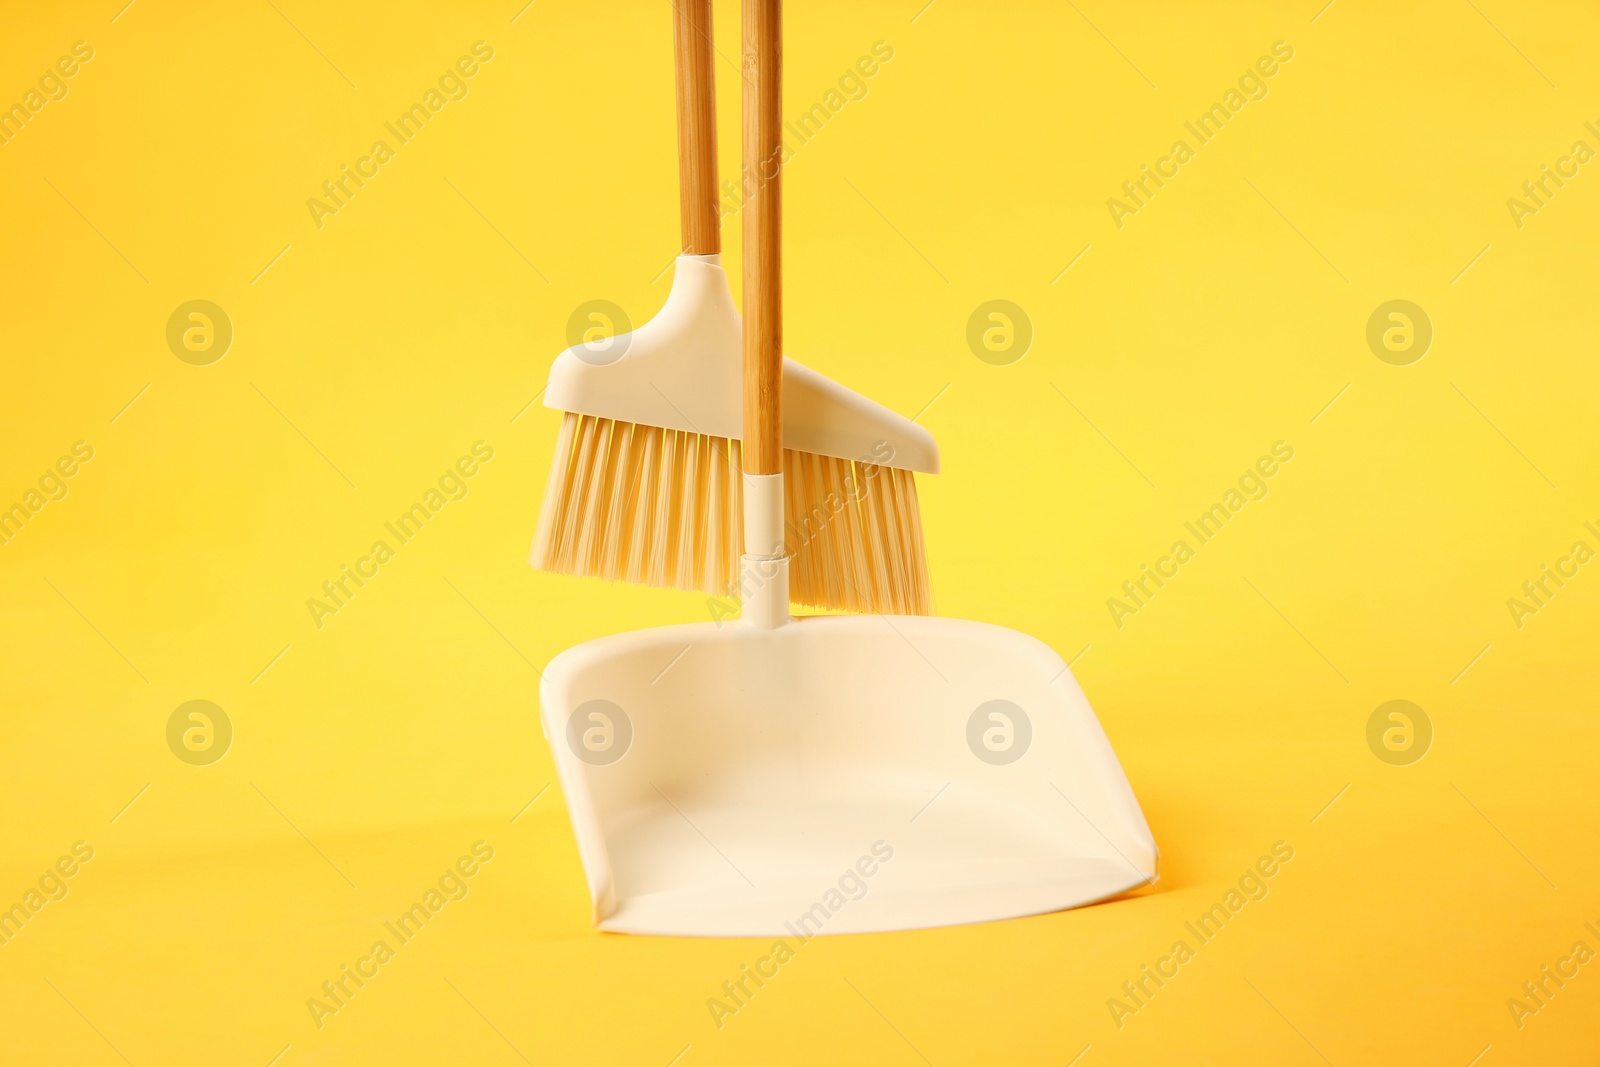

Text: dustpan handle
xmin=673 ymin=0 xmax=720 ymax=255
xmin=742 ymin=0 xmax=782 ymax=476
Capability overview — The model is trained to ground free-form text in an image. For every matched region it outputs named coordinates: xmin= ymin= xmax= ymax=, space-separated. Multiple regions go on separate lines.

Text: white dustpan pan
xmin=540 ymin=615 xmax=1158 ymax=936
xmin=537 ymin=0 xmax=1156 ymax=936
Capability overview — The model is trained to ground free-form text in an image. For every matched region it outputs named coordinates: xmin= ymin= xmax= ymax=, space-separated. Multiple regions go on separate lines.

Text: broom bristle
xmin=533 ymin=412 xmax=931 ymax=615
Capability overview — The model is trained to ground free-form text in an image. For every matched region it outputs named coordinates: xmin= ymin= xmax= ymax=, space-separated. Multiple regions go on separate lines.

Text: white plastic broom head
xmin=544 ymin=255 xmax=939 ymax=475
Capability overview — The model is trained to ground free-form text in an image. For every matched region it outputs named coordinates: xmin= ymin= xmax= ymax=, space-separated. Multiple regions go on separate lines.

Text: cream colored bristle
xmin=532 ymin=412 xmax=931 ymax=614
xmin=784 ymin=449 xmax=931 ymax=615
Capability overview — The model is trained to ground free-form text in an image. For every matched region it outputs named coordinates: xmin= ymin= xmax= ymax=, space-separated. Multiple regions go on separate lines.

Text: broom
xmin=532 ymin=0 xmax=934 ymax=615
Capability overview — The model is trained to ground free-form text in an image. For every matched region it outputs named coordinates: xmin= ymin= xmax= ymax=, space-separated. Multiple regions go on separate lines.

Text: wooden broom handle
xmin=742 ymin=0 xmax=782 ymax=474
xmin=673 ymin=0 xmax=719 ymax=255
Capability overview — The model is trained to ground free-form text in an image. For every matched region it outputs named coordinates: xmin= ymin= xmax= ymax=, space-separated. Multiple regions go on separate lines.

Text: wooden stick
xmin=742 ymin=0 xmax=782 ymax=475
xmin=673 ymin=0 xmax=720 ymax=255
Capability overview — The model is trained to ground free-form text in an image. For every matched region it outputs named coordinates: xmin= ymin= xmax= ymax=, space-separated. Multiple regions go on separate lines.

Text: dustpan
xmin=541 ymin=616 xmax=1158 ymax=936
xmin=537 ymin=0 xmax=1157 ymax=936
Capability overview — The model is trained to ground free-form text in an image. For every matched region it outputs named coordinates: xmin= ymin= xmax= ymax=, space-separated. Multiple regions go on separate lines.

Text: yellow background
xmin=2 ymin=0 xmax=1597 ymax=1063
